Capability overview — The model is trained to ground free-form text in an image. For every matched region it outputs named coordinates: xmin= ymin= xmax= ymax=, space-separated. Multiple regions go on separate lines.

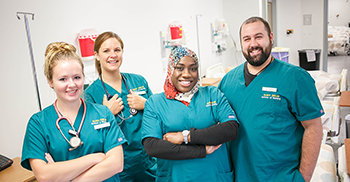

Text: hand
xmin=103 ymin=94 xmax=124 ymax=115
xmin=205 ymin=144 xmax=222 ymax=154
xmin=45 ymin=153 xmax=55 ymax=164
xmin=127 ymin=92 xmax=147 ymax=110
xmin=163 ymin=132 xmax=184 ymax=144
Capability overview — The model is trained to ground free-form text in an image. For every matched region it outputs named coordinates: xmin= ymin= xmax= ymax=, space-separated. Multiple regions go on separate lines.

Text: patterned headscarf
xmin=164 ymin=46 xmax=200 ymax=106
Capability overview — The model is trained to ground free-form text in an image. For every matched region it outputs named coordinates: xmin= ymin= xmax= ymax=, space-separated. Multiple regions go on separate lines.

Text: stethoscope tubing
xmin=100 ymin=74 xmax=138 ymax=122
xmin=54 ymin=98 xmax=86 ymax=149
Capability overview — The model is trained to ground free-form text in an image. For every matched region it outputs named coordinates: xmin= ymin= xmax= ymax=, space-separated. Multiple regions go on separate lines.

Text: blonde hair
xmin=94 ymin=32 xmax=124 ymax=75
xmin=44 ymin=42 xmax=84 ymax=81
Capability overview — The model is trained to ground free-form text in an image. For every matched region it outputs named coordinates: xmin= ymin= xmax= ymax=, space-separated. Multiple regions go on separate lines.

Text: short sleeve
xmin=141 ymin=98 xmax=163 ymax=140
xmin=290 ymin=71 xmax=324 ymax=121
xmin=21 ymin=115 xmax=48 ymax=170
xmin=212 ymin=87 xmax=239 ymax=124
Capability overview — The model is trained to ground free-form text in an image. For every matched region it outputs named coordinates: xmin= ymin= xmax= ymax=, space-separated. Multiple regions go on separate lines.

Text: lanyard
xmin=100 ymin=74 xmax=138 ymax=123
xmin=55 ymin=98 xmax=86 ymax=151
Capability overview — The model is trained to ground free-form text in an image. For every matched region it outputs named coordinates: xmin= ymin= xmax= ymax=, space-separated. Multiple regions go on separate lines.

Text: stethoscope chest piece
xmin=130 ymin=108 xmax=137 ymax=116
xmin=70 ymin=137 xmax=82 ymax=148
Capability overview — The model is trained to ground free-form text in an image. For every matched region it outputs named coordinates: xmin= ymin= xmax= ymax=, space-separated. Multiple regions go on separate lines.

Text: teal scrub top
xmin=218 ymin=59 xmax=324 ymax=182
xmin=141 ymin=86 xmax=238 ymax=182
xmin=21 ymin=101 xmax=127 ymax=182
xmin=84 ymin=73 xmax=156 ymax=173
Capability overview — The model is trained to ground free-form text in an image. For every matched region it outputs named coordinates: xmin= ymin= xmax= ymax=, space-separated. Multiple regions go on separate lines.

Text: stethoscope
xmin=100 ymin=74 xmax=137 ymax=125
xmin=55 ymin=98 xmax=86 ymax=151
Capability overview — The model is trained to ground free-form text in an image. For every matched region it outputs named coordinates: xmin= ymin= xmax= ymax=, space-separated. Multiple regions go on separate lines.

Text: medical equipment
xmin=54 ymin=98 xmax=86 ymax=151
xmin=77 ymin=29 xmax=99 ymax=60
xmin=100 ymin=74 xmax=137 ymax=124
xmin=17 ymin=12 xmax=42 ymax=111
xmin=159 ymin=21 xmax=188 ymax=58
xmin=191 ymin=14 xmax=202 ymax=86
xmin=169 ymin=22 xmax=182 ymax=41
xmin=271 ymin=47 xmax=290 ymax=63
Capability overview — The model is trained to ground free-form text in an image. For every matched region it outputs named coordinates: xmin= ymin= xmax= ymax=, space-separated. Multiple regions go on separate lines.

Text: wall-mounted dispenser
xmin=159 ymin=21 xmax=187 ymax=58
xmin=211 ymin=18 xmax=229 ymax=53
xmin=159 ymin=21 xmax=188 ymax=71
xmin=77 ymin=29 xmax=99 ymax=60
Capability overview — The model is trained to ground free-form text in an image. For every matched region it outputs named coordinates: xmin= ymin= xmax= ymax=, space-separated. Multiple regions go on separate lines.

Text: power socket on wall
xmin=303 ymin=14 xmax=312 ymax=25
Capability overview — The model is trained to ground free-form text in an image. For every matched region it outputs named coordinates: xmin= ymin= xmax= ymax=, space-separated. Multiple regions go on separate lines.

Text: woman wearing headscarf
xmin=141 ymin=46 xmax=239 ymax=181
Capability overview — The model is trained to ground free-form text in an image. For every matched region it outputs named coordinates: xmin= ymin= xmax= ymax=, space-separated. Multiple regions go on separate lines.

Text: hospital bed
xmin=321 ymin=97 xmax=341 ymax=143
xmin=308 ymin=69 xmax=348 ymax=100
xmin=308 ymin=69 xmax=348 ymax=144
xmin=205 ymin=63 xmax=225 ymax=78
xmin=328 ymin=26 xmax=350 ymax=56
xmin=310 ymin=144 xmax=337 ymax=182
xmin=338 ymin=144 xmax=350 ymax=182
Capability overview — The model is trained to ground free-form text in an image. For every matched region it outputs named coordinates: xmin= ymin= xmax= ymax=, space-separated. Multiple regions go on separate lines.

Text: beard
xmin=243 ymin=41 xmax=273 ymax=66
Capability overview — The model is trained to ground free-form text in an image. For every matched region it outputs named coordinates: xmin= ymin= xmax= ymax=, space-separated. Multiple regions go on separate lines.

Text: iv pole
xmin=191 ymin=14 xmax=202 ymax=86
xmin=16 ymin=12 xmax=42 ymax=111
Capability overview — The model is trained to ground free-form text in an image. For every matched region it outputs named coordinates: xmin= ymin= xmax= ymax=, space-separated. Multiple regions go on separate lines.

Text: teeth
xmin=251 ymin=49 xmax=260 ymax=53
xmin=110 ymin=60 xmax=118 ymax=63
xmin=181 ymin=81 xmax=190 ymax=84
xmin=68 ymin=90 xmax=76 ymax=93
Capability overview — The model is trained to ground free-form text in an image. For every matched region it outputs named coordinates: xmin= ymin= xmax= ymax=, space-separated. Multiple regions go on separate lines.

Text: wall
xmin=300 ymin=0 xmax=324 ymax=52
xmin=0 ymin=0 xmax=227 ymax=158
xmin=275 ymin=0 xmax=325 ymax=68
xmin=222 ymin=0 xmax=261 ymax=67
xmin=329 ymin=0 xmax=350 ymax=26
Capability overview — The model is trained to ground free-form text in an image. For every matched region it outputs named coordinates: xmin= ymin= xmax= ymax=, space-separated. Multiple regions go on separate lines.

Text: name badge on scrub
xmin=133 ymin=90 xmax=146 ymax=95
xmin=94 ymin=122 xmax=110 ymax=130
xmin=262 ymin=87 xmax=277 ymax=92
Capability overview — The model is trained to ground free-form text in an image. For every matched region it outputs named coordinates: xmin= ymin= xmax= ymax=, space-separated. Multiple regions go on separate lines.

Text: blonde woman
xmin=21 ymin=42 xmax=126 ymax=182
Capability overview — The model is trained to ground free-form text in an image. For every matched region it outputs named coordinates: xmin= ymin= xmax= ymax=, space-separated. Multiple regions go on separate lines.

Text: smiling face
xmin=48 ymin=59 xmax=84 ymax=103
xmin=241 ymin=21 xmax=273 ymax=66
xmin=171 ymin=56 xmax=198 ymax=93
xmin=95 ymin=37 xmax=123 ymax=74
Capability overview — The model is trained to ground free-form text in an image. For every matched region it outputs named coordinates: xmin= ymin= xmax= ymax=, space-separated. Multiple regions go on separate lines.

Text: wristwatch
xmin=182 ymin=130 xmax=190 ymax=144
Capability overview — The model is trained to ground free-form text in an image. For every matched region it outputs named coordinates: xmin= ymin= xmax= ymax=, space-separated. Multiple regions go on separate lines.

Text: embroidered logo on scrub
xmin=131 ymin=85 xmax=146 ymax=95
xmin=261 ymin=93 xmax=281 ymax=100
xmin=206 ymin=101 xmax=218 ymax=107
xmin=91 ymin=118 xmax=110 ymax=129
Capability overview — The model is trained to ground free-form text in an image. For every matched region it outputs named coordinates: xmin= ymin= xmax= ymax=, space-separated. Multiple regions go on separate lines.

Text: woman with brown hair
xmin=84 ymin=32 xmax=156 ymax=182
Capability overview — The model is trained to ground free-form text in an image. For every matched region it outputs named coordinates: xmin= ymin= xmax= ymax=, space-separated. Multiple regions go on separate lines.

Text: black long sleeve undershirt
xmin=142 ymin=137 xmax=206 ymax=160
xmin=142 ymin=120 xmax=239 ymax=160
xmin=190 ymin=120 xmax=239 ymax=145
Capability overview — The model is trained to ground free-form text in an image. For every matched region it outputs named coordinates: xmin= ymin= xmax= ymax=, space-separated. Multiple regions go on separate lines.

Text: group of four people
xmin=21 ymin=16 xmax=323 ymax=182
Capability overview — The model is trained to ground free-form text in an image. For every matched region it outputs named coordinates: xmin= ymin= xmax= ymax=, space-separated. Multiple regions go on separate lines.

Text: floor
xmin=328 ymin=51 xmax=350 ymax=84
